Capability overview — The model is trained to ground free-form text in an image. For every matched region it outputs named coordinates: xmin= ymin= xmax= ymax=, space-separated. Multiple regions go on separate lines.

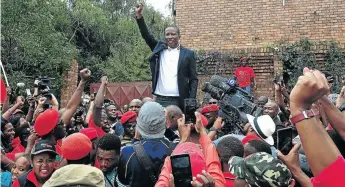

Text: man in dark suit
xmin=135 ymin=3 xmax=198 ymax=109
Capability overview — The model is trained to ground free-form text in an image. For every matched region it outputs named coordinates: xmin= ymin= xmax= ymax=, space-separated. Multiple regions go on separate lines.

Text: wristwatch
xmin=209 ymin=127 xmax=220 ymax=132
xmin=290 ymin=109 xmax=316 ymax=124
xmin=339 ymin=104 xmax=345 ymax=112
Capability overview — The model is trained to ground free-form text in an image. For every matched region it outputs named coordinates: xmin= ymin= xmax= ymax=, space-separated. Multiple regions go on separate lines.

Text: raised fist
xmin=80 ymin=68 xmax=91 ymax=81
xmin=135 ymin=3 xmax=144 ymax=18
xmin=101 ymin=76 xmax=108 ymax=85
xmin=290 ymin=68 xmax=329 ymax=112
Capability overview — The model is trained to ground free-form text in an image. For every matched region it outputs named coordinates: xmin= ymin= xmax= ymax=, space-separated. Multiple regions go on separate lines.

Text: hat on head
xmin=229 ymin=152 xmax=292 ymax=187
xmin=61 ymin=133 xmax=92 ymax=161
xmin=200 ymin=104 xmax=219 ymax=114
xmin=246 ymin=114 xmax=276 ymax=145
xmin=31 ymin=140 xmax=57 ymax=157
xmin=80 ymin=128 xmax=98 ymax=141
xmin=240 ymin=57 xmax=249 ymax=62
xmin=242 ymin=135 xmax=262 ymax=145
xmin=172 ymin=142 xmax=206 ymax=178
xmin=136 ymin=102 xmax=166 ymax=139
xmin=200 ymin=114 xmax=208 ymax=127
xmin=42 ymin=164 xmax=105 ymax=187
xmin=34 ymin=109 xmax=59 ymax=136
xmin=120 ymin=111 xmax=137 ymax=124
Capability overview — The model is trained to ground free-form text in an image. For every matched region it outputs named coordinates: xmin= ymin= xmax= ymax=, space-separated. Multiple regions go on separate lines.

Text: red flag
xmin=0 ymin=78 xmax=7 ymax=103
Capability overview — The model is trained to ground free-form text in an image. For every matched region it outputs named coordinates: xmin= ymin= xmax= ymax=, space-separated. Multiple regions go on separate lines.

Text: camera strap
xmin=133 ymin=143 xmax=158 ymax=184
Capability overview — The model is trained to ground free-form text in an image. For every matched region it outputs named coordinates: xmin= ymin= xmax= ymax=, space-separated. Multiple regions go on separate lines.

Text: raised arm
xmin=93 ymin=76 xmax=108 ymax=127
xmin=60 ymin=68 xmax=91 ymax=125
xmin=135 ymin=3 xmax=158 ymax=51
xmin=1 ymin=88 xmax=11 ymax=113
xmin=319 ymin=96 xmax=345 ymax=140
xmin=289 ymin=68 xmax=341 ymax=176
xmin=188 ymin=52 xmax=198 ymax=98
xmin=85 ymin=94 xmax=95 ymax=126
xmin=2 ymin=101 xmax=23 ymax=120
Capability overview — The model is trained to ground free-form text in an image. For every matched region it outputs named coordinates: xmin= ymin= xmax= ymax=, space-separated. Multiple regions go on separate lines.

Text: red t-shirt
xmin=234 ymin=67 xmax=255 ymax=88
xmin=88 ymin=114 xmax=106 ymax=138
xmin=224 ymin=172 xmax=236 ymax=187
xmin=311 ymin=156 xmax=345 ymax=187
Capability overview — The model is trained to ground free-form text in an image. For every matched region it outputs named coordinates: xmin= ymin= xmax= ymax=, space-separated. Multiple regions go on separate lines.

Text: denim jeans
xmin=242 ymin=86 xmax=251 ymax=94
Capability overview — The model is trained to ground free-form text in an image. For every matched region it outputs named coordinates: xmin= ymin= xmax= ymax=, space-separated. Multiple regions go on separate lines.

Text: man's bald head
xmin=165 ymin=105 xmax=183 ymax=129
xmin=142 ymin=97 xmax=154 ymax=103
xmin=129 ymin=99 xmax=142 ymax=114
xmin=257 ymin=96 xmax=269 ymax=108
xmin=263 ymin=101 xmax=279 ymax=118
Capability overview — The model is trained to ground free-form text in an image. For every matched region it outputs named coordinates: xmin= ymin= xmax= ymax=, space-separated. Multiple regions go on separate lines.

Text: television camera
xmin=201 ymin=75 xmax=262 ymax=135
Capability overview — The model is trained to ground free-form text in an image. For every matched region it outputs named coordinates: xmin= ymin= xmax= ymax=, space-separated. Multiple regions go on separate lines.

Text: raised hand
xmin=290 ymin=68 xmax=329 ymax=112
xmin=80 ymin=68 xmax=91 ymax=81
xmin=135 ymin=3 xmax=144 ymax=18
xmin=101 ymin=76 xmax=108 ymax=85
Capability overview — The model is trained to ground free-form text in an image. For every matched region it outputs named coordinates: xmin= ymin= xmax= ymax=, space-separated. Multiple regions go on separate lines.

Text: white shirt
xmin=154 ymin=47 xmax=180 ymax=96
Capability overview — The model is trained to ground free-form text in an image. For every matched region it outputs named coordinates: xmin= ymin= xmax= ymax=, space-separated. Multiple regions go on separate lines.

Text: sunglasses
xmin=209 ymin=102 xmax=217 ymax=104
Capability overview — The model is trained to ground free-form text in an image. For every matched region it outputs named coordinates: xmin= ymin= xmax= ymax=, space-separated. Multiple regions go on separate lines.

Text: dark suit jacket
xmin=136 ymin=17 xmax=198 ymax=108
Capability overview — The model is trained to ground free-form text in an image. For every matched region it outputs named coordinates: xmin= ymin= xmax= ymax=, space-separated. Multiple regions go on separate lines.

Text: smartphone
xmin=26 ymin=89 xmax=32 ymax=96
xmin=171 ymin=154 xmax=192 ymax=187
xmin=184 ymin=98 xmax=197 ymax=124
xmin=277 ymin=127 xmax=293 ymax=155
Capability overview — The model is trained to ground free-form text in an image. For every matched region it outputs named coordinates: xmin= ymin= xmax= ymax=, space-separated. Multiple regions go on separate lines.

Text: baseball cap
xmin=246 ymin=114 xmax=276 ymax=145
xmin=172 ymin=142 xmax=206 ymax=177
xmin=43 ymin=164 xmax=104 ymax=187
xmin=229 ymin=152 xmax=292 ymax=187
xmin=31 ymin=140 xmax=57 ymax=157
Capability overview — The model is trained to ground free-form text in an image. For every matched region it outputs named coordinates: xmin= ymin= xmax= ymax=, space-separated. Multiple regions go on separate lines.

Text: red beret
xmin=34 ymin=109 xmax=59 ymax=136
xmin=80 ymin=128 xmax=98 ymax=141
xmin=201 ymin=104 xmax=219 ymax=114
xmin=242 ymin=135 xmax=262 ymax=145
xmin=200 ymin=114 xmax=208 ymax=127
xmin=240 ymin=57 xmax=249 ymax=62
xmin=120 ymin=111 xmax=137 ymax=124
xmin=61 ymin=133 xmax=92 ymax=160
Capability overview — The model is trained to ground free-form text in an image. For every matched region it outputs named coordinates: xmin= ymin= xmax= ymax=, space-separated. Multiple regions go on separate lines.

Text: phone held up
xmin=171 ymin=154 xmax=193 ymax=187
xmin=184 ymin=98 xmax=198 ymax=124
xmin=277 ymin=127 xmax=293 ymax=155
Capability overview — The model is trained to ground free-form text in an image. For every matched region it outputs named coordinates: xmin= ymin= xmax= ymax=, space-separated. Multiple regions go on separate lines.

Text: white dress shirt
xmin=154 ymin=47 xmax=180 ymax=96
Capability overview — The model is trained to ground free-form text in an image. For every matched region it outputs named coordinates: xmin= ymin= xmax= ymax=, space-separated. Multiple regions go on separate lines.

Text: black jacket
xmin=136 ymin=17 xmax=198 ymax=109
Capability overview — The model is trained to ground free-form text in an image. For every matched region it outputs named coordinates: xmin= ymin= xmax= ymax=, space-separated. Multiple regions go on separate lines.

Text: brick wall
xmin=175 ymin=0 xmax=345 ymax=50
xmin=60 ymin=60 xmax=78 ymax=108
xmin=197 ymin=48 xmax=277 ymax=101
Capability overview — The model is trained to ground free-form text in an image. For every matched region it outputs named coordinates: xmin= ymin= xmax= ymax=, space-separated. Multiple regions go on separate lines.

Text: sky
xmin=146 ymin=0 xmax=171 ymax=17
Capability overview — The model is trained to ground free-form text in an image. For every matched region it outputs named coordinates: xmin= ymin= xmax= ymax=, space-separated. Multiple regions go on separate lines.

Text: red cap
xmin=242 ymin=135 xmax=262 ymax=145
xmin=172 ymin=142 xmax=206 ymax=178
xmin=34 ymin=109 xmax=59 ymax=136
xmin=0 ymin=78 xmax=6 ymax=103
xmin=61 ymin=133 xmax=92 ymax=160
xmin=200 ymin=114 xmax=208 ymax=127
xmin=80 ymin=128 xmax=98 ymax=141
xmin=120 ymin=111 xmax=137 ymax=124
xmin=200 ymin=104 xmax=219 ymax=114
xmin=240 ymin=57 xmax=249 ymax=62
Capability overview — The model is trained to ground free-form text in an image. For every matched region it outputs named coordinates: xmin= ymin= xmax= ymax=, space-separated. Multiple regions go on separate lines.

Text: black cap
xmin=31 ymin=140 xmax=57 ymax=157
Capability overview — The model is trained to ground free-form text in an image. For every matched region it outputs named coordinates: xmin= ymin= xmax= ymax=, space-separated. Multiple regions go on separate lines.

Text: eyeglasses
xmin=209 ymin=102 xmax=217 ymax=104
